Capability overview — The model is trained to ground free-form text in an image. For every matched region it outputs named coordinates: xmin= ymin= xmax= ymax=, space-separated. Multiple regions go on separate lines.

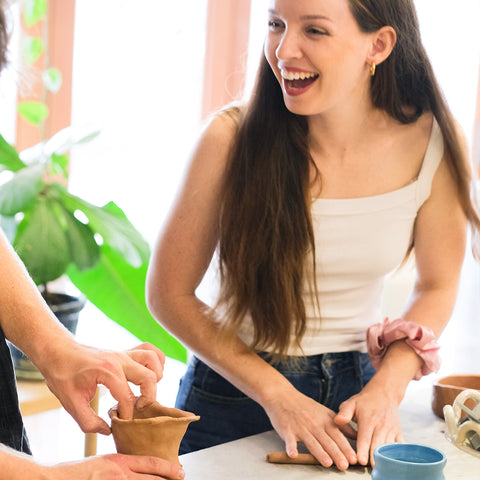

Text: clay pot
xmin=109 ymin=401 xmax=200 ymax=465
xmin=432 ymin=374 xmax=480 ymax=419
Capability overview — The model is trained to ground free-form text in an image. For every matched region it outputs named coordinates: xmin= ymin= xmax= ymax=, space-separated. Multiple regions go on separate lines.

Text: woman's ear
xmin=368 ymin=26 xmax=397 ymax=66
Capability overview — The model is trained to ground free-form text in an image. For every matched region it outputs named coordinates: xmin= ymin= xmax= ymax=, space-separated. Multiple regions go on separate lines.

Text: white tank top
xmin=237 ymin=119 xmax=444 ymax=355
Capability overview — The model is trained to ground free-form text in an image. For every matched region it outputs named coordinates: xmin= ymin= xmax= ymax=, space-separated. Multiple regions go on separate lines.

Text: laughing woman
xmin=146 ymin=0 xmax=480 ymax=470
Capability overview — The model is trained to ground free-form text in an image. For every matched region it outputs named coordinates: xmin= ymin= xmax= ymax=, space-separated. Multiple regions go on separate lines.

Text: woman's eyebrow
xmin=300 ymin=14 xmax=333 ymax=23
xmin=268 ymin=9 xmax=333 ymax=23
xmin=268 ymin=10 xmax=333 ymax=22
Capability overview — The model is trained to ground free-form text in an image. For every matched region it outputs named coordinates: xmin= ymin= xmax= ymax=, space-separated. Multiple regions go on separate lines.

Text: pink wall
xmin=201 ymin=0 xmax=252 ymax=119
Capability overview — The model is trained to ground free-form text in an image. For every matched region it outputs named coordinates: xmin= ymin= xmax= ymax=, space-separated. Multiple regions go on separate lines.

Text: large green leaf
xmin=14 ymin=196 xmax=70 ymax=285
xmin=0 ymin=163 xmax=45 ymax=216
xmin=59 ymin=205 xmax=100 ymax=271
xmin=0 ymin=134 xmax=26 ymax=172
xmin=56 ymin=187 xmax=149 ymax=267
xmin=67 ymin=245 xmax=187 ymax=363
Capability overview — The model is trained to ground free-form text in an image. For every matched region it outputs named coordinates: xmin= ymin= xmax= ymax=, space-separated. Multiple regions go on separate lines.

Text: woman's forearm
xmin=148 ymin=293 xmax=296 ymax=407
xmin=371 ymin=281 xmax=460 ymax=401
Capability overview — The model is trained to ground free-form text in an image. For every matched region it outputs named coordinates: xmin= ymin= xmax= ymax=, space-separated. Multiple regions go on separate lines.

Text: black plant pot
xmin=8 ymin=293 xmax=86 ymax=381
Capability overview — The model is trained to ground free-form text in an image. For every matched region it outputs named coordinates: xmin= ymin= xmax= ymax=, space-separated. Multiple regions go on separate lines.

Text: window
xmin=69 ymin=0 xmax=208 ymax=245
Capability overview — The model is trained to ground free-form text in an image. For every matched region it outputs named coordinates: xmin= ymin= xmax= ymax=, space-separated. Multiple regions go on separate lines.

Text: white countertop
xmin=180 ymin=379 xmax=480 ymax=479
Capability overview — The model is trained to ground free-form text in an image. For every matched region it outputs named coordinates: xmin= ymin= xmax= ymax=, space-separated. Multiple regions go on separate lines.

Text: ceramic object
xmin=443 ymin=389 xmax=480 ymax=458
xmin=109 ymin=401 xmax=200 ymax=465
xmin=372 ymin=443 xmax=446 ymax=480
xmin=431 ymin=374 xmax=480 ymax=418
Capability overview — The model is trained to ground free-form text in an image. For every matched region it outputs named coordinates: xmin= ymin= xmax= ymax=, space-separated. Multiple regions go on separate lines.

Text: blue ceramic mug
xmin=372 ymin=443 xmax=446 ymax=480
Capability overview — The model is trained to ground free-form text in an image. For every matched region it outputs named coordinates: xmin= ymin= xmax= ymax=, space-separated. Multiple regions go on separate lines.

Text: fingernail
xmin=178 ymin=467 xmax=185 ymax=479
xmin=287 ymin=449 xmax=297 ymax=458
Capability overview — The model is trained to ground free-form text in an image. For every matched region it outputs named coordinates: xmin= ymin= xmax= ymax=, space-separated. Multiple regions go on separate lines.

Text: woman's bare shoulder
xmin=203 ymin=102 xmax=245 ymax=143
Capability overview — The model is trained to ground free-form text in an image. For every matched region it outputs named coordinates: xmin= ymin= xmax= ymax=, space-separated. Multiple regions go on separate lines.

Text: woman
xmin=146 ymin=0 xmax=480 ymax=470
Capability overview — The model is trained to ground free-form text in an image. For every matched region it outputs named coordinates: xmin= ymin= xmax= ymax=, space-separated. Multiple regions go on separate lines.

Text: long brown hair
xmin=216 ymin=0 xmax=480 ymax=358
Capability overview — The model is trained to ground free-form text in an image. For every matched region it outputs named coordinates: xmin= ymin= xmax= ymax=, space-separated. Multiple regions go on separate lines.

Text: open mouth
xmin=281 ymin=70 xmax=319 ymax=91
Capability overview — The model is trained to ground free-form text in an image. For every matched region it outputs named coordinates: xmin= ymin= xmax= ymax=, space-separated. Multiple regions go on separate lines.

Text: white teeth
xmin=281 ymin=70 xmax=317 ymax=81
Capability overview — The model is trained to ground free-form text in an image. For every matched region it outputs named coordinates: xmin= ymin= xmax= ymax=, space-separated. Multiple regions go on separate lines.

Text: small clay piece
xmin=109 ymin=400 xmax=200 ymax=465
xmin=266 ymin=451 xmax=371 ymax=467
xmin=266 ymin=451 xmax=320 ymax=465
xmin=431 ymin=374 xmax=480 ymax=419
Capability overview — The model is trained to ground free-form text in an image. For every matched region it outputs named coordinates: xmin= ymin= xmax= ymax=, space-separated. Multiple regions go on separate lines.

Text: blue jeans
xmin=175 ymin=351 xmax=376 ymax=454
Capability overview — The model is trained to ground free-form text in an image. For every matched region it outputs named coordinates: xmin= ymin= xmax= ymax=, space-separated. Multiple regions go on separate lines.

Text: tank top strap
xmin=416 ymin=118 xmax=444 ymax=208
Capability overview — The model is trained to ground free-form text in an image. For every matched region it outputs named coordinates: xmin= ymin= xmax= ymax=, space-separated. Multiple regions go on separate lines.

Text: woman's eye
xmin=307 ymin=27 xmax=327 ymax=36
xmin=268 ymin=19 xmax=283 ymax=30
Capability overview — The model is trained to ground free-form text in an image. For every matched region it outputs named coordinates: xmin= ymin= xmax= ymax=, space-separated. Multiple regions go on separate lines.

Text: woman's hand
xmin=39 ymin=341 xmax=165 ymax=434
xmin=263 ymin=389 xmax=358 ymax=471
xmin=334 ymin=378 xmax=404 ymax=466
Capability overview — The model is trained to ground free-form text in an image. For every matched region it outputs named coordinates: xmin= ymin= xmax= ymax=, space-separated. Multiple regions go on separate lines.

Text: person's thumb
xmin=334 ymin=400 xmax=356 ymax=426
xmin=67 ymin=401 xmax=111 ymax=435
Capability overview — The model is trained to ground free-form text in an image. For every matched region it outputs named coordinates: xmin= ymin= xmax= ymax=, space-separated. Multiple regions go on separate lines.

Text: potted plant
xmin=0 ymin=0 xmax=186 ymax=379
xmin=0 ymin=128 xmax=187 ymax=378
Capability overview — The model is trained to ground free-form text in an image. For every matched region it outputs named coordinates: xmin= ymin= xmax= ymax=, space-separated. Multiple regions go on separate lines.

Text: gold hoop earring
xmin=370 ymin=63 xmax=376 ymax=77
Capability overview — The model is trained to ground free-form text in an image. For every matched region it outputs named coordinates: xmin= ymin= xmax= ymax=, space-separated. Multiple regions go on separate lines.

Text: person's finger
xmin=355 ymin=417 xmax=375 ymax=466
xmin=98 ymin=368 xmax=137 ymax=420
xmin=329 ymin=427 xmax=358 ymax=465
xmin=64 ymin=397 xmax=111 ymax=435
xmin=128 ymin=343 xmax=166 ymax=380
xmin=119 ymin=454 xmax=185 ymax=479
xmin=338 ymin=421 xmax=358 ymax=440
xmin=125 ymin=350 xmax=163 ymax=410
xmin=284 ymin=431 xmax=299 ymax=458
xmin=301 ymin=431 xmax=335 ymax=469
xmin=118 ymin=358 xmax=159 ymax=408
xmin=367 ymin=426 xmax=402 ymax=467
xmin=334 ymin=399 xmax=356 ymax=426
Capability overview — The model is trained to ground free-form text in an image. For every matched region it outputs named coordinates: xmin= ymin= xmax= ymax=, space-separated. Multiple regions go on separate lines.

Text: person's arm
xmin=146 ymin=113 xmax=357 ymax=471
xmin=0 ymin=444 xmax=185 ymax=479
xmin=0 ymin=230 xmax=165 ymax=429
xmin=335 ymin=153 xmax=468 ymax=466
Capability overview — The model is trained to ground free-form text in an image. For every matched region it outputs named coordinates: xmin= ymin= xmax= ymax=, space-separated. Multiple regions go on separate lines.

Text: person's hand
xmin=334 ymin=379 xmax=404 ymax=466
xmin=263 ymin=388 xmax=358 ymax=471
xmin=39 ymin=341 xmax=165 ymax=434
xmin=44 ymin=453 xmax=185 ymax=480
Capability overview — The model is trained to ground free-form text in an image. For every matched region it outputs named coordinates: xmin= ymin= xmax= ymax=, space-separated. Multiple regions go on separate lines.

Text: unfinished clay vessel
xmin=109 ymin=401 xmax=200 ymax=465
xmin=432 ymin=374 xmax=480 ymax=419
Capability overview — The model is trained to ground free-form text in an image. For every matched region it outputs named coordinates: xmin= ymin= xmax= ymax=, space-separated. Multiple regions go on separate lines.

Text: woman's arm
xmin=146 ymin=114 xmax=358 ymax=471
xmin=335 ymin=153 xmax=468 ymax=465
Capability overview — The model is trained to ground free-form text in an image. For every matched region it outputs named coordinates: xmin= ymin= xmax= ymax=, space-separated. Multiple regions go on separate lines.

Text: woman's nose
xmin=275 ymin=30 xmax=302 ymax=60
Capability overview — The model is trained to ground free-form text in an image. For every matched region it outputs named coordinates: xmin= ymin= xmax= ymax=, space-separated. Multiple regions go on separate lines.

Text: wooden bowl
xmin=432 ymin=374 xmax=480 ymax=419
